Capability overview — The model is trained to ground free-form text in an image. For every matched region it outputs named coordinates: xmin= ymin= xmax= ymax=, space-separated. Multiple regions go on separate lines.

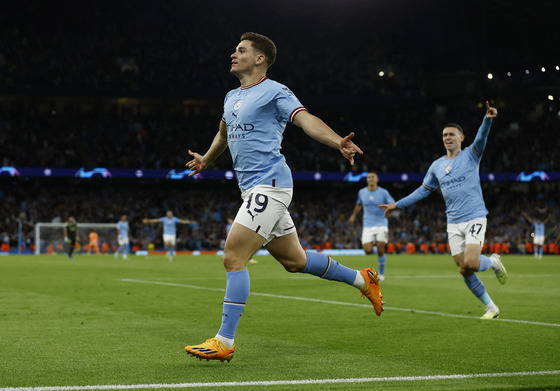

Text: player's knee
xmin=222 ymin=251 xmax=247 ymax=272
xmin=281 ymin=258 xmax=305 ymax=273
xmin=363 ymin=244 xmax=374 ymax=254
xmin=275 ymin=254 xmax=306 ymax=273
xmin=459 ymin=261 xmax=477 ymax=276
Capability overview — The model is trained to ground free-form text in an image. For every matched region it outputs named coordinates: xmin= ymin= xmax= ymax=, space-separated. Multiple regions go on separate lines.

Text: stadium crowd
xmin=0 ymin=0 xmax=559 ymax=255
xmin=1 ymin=97 xmax=558 ymax=175
xmin=1 ymin=179 xmax=558 ymax=256
xmin=1 ymin=0 xmax=559 ymax=174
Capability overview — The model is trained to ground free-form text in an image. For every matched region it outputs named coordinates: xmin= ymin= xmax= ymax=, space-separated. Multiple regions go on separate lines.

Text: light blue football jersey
xmin=222 ymin=76 xmax=306 ymax=191
xmin=396 ymin=117 xmax=493 ymax=224
xmin=534 ymin=222 xmax=545 ymax=236
xmin=117 ymin=221 xmax=129 ymax=239
xmin=357 ymin=186 xmax=394 ymax=227
xmin=160 ymin=216 xmax=180 ymax=236
xmin=422 ymin=147 xmax=488 ymax=223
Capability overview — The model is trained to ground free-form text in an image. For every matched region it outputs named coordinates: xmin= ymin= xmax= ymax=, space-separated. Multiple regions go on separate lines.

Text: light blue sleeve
xmin=395 ymin=162 xmax=437 ymax=209
xmin=384 ymin=188 xmax=395 ymax=204
xmin=395 ymin=185 xmax=433 ymax=209
xmin=273 ymin=84 xmax=305 ymax=123
xmin=471 ymin=116 xmax=493 ymax=157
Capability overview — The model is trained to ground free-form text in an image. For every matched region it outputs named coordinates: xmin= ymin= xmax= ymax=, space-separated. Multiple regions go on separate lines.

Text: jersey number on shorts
xmin=469 ymin=223 xmax=483 ymax=237
xmin=246 ymin=193 xmax=269 ymax=221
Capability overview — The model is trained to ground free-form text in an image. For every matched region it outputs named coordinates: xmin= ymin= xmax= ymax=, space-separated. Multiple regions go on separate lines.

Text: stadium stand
xmin=0 ymin=0 xmax=558 ymax=254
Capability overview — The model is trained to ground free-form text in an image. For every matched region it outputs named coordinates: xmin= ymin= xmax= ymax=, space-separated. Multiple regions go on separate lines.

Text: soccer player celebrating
xmin=349 ymin=171 xmax=395 ymax=281
xmin=379 ymin=101 xmax=507 ymax=320
xmin=184 ymin=32 xmax=384 ymax=362
xmin=142 ymin=210 xmax=194 ymax=261
xmin=523 ymin=211 xmax=552 ymax=259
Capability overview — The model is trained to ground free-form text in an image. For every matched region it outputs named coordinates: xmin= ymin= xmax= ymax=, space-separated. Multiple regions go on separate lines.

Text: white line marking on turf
xmin=3 ymin=370 xmax=560 ymax=390
xmin=120 ymin=279 xmax=560 ymax=328
xmin=389 ymin=273 xmax=555 ymax=279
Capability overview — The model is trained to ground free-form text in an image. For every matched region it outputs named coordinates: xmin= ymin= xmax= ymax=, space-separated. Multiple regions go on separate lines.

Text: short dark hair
xmin=240 ymin=32 xmax=277 ymax=68
xmin=444 ymin=123 xmax=464 ymax=134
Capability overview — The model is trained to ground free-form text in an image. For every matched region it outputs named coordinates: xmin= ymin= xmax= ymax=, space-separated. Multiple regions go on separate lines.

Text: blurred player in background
xmin=380 ymin=101 xmax=507 ymax=320
xmin=115 ymin=214 xmax=130 ymax=260
xmin=184 ymin=32 xmax=383 ymax=363
xmin=142 ymin=210 xmax=195 ymax=261
xmin=64 ymin=216 xmax=77 ymax=259
xmin=88 ymin=231 xmax=100 ymax=254
xmin=349 ymin=171 xmax=394 ymax=281
xmin=523 ymin=211 xmax=552 ymax=258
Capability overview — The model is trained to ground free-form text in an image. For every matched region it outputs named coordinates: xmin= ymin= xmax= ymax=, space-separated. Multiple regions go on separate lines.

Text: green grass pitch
xmin=1 ymin=253 xmax=559 ymax=390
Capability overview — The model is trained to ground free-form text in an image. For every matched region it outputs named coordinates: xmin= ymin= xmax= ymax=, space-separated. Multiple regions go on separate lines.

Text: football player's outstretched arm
xmin=186 ymin=121 xmax=229 ymax=175
xmin=293 ymin=110 xmax=363 ymax=166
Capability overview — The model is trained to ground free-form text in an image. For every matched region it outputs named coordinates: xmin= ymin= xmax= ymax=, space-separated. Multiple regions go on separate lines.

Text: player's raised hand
xmin=485 ymin=101 xmax=498 ymax=118
xmin=186 ymin=149 xmax=208 ymax=176
xmin=340 ymin=132 xmax=363 ymax=166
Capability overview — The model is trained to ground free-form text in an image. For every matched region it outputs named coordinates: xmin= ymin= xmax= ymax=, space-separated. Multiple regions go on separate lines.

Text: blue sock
xmin=302 ymin=250 xmax=356 ymax=285
xmin=478 ymin=254 xmax=494 ymax=272
xmin=463 ymin=273 xmax=491 ymax=305
xmin=378 ymin=254 xmax=386 ymax=276
xmin=217 ymin=270 xmax=250 ymax=340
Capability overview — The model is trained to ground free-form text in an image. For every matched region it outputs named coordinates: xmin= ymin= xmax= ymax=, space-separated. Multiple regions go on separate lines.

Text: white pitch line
xmin=2 ymin=370 xmax=560 ymax=391
xmin=387 ymin=273 xmax=555 ymax=279
xmin=120 ymin=279 xmax=560 ymax=328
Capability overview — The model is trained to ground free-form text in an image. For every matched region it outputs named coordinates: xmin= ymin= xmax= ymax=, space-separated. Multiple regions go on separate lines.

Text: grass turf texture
xmin=1 ymin=253 xmax=559 ymax=391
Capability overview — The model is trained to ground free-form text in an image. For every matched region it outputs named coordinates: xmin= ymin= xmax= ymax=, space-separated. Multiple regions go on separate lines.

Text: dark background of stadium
xmin=1 ymin=0 xmax=558 ymax=253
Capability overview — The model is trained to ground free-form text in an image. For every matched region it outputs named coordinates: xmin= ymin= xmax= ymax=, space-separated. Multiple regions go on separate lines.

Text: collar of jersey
xmin=241 ymin=76 xmax=268 ymax=90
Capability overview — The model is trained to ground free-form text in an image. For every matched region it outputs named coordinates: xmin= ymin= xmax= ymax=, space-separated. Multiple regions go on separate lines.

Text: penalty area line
xmin=120 ymin=279 xmax=560 ymax=328
xmin=3 ymin=370 xmax=560 ymax=391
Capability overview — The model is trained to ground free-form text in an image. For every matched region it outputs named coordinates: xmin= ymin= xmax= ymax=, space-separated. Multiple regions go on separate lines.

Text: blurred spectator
xmin=0 ymin=179 xmax=557 ymax=254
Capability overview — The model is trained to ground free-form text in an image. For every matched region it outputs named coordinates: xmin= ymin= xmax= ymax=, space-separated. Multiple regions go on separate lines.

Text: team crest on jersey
xmin=369 ymin=195 xmax=374 ymax=201
xmin=234 ymin=100 xmax=243 ymax=110
xmin=446 ymin=165 xmax=452 ymax=173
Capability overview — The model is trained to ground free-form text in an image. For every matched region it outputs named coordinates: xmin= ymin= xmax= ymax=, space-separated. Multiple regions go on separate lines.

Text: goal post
xmin=34 ymin=222 xmax=121 ymax=255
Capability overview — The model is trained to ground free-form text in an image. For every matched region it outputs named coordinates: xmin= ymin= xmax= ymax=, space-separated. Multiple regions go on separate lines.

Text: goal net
xmin=34 ymin=222 xmax=121 ymax=255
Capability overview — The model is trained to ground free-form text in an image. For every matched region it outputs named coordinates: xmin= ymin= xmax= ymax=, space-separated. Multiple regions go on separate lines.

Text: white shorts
xmin=118 ymin=236 xmax=129 ymax=246
xmin=361 ymin=226 xmax=389 ymax=244
xmin=447 ymin=217 xmax=487 ymax=256
xmin=163 ymin=234 xmax=177 ymax=246
xmin=234 ymin=185 xmax=296 ymax=245
xmin=533 ymin=235 xmax=545 ymax=246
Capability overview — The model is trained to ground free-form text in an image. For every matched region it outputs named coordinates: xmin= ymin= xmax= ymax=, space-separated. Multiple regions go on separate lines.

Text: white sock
xmin=486 ymin=301 xmax=499 ymax=312
xmin=215 ymin=334 xmax=235 ymax=348
xmin=352 ymin=271 xmax=365 ymax=290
